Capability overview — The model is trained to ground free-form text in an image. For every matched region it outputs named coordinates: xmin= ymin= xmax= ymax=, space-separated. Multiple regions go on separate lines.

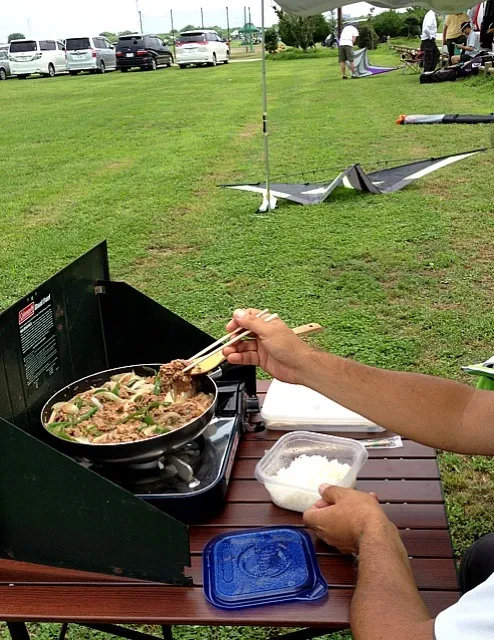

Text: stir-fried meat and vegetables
xmin=45 ymin=361 xmax=213 ymax=444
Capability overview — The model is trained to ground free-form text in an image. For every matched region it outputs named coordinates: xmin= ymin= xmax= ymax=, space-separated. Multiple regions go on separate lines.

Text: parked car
xmin=115 ymin=34 xmax=173 ymax=72
xmin=0 ymin=50 xmax=12 ymax=80
xmin=9 ymin=39 xmax=67 ymax=78
xmin=65 ymin=36 xmax=116 ymax=75
xmin=176 ymin=30 xmax=229 ymax=68
xmin=323 ymin=33 xmax=338 ymax=48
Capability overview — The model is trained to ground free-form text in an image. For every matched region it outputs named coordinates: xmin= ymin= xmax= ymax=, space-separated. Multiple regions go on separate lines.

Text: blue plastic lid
xmin=203 ymin=527 xmax=327 ymax=609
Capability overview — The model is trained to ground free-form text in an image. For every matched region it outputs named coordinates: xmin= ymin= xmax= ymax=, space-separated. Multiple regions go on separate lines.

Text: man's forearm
xmin=298 ymin=349 xmax=494 ymax=453
xmin=351 ymin=518 xmax=434 ymax=640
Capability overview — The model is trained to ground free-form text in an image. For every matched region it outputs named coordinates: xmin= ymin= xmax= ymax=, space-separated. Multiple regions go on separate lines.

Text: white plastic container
xmin=255 ymin=431 xmax=368 ymax=513
xmin=261 ymin=379 xmax=384 ymax=432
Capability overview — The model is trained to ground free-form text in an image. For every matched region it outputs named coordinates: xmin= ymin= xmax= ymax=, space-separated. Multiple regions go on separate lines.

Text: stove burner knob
xmin=245 ymin=396 xmax=260 ymax=414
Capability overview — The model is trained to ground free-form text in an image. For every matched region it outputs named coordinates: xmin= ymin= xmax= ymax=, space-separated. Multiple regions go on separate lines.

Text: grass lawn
xmin=1 ymin=47 xmax=494 ymax=640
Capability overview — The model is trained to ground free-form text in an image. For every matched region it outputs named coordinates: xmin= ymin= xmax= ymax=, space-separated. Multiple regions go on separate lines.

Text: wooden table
xmin=0 ymin=381 xmax=459 ymax=640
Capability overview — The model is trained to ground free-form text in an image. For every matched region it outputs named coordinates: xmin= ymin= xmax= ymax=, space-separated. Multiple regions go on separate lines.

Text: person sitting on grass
xmin=451 ymin=22 xmax=481 ymax=63
xmin=224 ymin=308 xmax=494 ymax=640
xmin=338 ymin=22 xmax=359 ymax=80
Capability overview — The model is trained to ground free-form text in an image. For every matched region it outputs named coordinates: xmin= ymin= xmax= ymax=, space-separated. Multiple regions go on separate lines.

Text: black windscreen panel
xmin=0 ymin=242 xmax=191 ymax=585
xmin=0 ymin=418 xmax=191 ymax=584
xmin=0 ymin=242 xmax=110 ymax=436
xmin=99 ymin=281 xmax=214 ymax=368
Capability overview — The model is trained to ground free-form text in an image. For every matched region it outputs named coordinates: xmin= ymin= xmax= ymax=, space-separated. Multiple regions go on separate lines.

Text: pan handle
xmin=208 ymin=367 xmax=224 ymax=380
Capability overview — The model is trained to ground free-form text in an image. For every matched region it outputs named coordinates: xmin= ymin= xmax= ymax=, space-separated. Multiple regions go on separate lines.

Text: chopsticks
xmin=183 ymin=310 xmax=278 ymax=373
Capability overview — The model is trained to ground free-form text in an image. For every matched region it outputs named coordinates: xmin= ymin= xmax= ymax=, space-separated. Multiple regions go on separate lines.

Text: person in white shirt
xmin=420 ymin=9 xmax=440 ymax=72
xmin=451 ymin=22 xmax=481 ymax=64
xmin=224 ymin=308 xmax=494 ymax=640
xmin=338 ymin=23 xmax=359 ymax=79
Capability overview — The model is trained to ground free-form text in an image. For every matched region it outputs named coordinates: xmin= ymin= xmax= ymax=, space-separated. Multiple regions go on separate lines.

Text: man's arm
xmin=442 ymin=17 xmax=448 ymax=43
xmin=301 ymin=349 xmax=494 ymax=454
xmin=351 ymin=517 xmax=434 ymax=640
xmin=303 ymin=486 xmax=435 ymax=640
xmin=224 ymin=309 xmax=494 ymax=454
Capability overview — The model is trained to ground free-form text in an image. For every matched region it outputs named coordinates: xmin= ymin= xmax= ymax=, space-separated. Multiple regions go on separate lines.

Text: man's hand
xmin=223 ymin=308 xmax=315 ymax=384
xmin=303 ymin=485 xmax=391 ymax=554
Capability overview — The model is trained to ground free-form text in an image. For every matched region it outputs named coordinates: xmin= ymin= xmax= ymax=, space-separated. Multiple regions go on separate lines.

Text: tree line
xmin=264 ymin=6 xmax=428 ymax=53
xmin=6 ymin=8 xmax=426 ymax=50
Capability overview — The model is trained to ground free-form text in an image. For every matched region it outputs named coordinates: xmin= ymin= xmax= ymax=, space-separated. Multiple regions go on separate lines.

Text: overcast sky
xmin=1 ymin=1 xmax=375 ymax=42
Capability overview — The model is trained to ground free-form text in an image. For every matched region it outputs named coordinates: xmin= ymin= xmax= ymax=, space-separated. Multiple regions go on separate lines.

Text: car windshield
xmin=178 ymin=32 xmax=207 ymax=43
xmin=10 ymin=41 xmax=37 ymax=53
xmin=66 ymin=38 xmax=91 ymax=50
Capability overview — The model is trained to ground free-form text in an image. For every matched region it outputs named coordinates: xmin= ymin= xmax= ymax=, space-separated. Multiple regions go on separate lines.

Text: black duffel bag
xmin=457 ymin=54 xmax=485 ymax=78
xmin=420 ymin=67 xmax=459 ymax=83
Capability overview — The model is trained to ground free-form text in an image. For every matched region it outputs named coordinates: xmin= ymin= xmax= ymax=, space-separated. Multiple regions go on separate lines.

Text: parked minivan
xmin=9 ymin=39 xmax=67 ymax=78
xmin=65 ymin=36 xmax=116 ymax=75
xmin=0 ymin=50 xmax=12 ymax=80
xmin=176 ymin=30 xmax=229 ymax=68
xmin=115 ymin=34 xmax=173 ymax=72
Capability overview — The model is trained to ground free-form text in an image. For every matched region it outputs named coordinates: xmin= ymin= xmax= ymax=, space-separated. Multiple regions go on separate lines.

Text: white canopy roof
xmin=276 ymin=0 xmax=470 ymax=17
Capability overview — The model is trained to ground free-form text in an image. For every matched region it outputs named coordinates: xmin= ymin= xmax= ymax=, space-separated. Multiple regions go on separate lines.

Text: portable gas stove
xmin=84 ymin=381 xmax=249 ymax=523
xmin=0 ymin=242 xmax=258 ymax=583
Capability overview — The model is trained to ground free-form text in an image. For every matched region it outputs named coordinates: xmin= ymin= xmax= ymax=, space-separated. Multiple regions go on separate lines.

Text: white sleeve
xmin=435 ymin=572 xmax=494 ymax=640
xmin=422 ymin=14 xmax=432 ymax=39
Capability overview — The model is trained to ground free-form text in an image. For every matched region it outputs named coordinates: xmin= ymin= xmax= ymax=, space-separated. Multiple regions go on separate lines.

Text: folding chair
xmin=400 ymin=50 xmax=423 ymax=74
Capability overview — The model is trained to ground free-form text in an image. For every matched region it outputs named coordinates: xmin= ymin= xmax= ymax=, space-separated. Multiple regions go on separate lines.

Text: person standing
xmin=420 ymin=9 xmax=440 ymax=72
xmin=338 ymin=22 xmax=359 ymax=80
xmin=443 ymin=11 xmax=471 ymax=62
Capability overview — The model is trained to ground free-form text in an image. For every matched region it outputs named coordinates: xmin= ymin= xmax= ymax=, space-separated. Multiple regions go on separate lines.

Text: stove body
xmin=91 ymin=381 xmax=248 ymax=523
xmin=0 ymin=242 xmax=257 ymax=582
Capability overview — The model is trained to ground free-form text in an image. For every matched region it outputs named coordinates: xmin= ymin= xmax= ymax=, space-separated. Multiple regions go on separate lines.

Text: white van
xmin=9 ymin=39 xmax=67 ymax=78
xmin=176 ymin=30 xmax=229 ymax=68
xmin=65 ymin=36 xmax=116 ymax=74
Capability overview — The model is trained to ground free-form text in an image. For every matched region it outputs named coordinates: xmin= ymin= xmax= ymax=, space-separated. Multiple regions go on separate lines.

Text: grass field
xmin=1 ymin=47 xmax=494 ymax=640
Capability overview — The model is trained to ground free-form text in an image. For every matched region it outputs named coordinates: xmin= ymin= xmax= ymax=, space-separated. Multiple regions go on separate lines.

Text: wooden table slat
xmin=0 ymin=585 xmax=460 ymax=626
xmin=205 ymin=503 xmax=448 ymax=529
xmin=184 ymin=556 xmax=457 ymax=590
xmin=0 ymin=556 xmax=457 ymax=592
xmin=233 ymin=458 xmax=440 ymax=480
xmin=238 ymin=438 xmax=436 ymax=459
xmin=227 ymin=479 xmax=444 ymax=504
xmin=188 ymin=527 xmax=455 ymax=558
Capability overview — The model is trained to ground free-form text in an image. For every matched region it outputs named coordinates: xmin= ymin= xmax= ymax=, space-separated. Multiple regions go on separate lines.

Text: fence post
xmin=244 ymin=6 xmax=248 ymax=53
xmin=170 ymin=9 xmax=176 ymax=60
xmin=248 ymin=6 xmax=253 ymax=52
xmin=226 ymin=6 xmax=230 ymax=50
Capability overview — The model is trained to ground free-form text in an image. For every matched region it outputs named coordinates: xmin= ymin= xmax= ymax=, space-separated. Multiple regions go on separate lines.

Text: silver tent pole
xmin=260 ymin=0 xmax=273 ymax=211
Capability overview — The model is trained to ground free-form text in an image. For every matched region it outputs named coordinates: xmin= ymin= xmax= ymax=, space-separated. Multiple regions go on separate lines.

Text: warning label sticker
xmin=19 ymin=293 xmax=60 ymax=392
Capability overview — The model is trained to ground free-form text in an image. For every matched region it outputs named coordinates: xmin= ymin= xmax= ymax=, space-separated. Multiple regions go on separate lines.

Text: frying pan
xmin=40 ymin=364 xmax=218 ymax=465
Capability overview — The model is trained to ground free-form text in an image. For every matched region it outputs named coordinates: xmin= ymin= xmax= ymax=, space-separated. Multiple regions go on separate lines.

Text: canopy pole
xmin=260 ymin=0 xmax=273 ymax=211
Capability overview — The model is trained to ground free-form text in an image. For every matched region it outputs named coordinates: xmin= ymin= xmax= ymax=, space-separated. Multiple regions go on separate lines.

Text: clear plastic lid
xmin=203 ymin=527 xmax=327 ymax=609
xmin=261 ymin=379 xmax=384 ymax=432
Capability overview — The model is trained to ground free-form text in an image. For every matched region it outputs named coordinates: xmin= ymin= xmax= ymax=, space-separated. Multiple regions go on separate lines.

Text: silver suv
xmin=65 ymin=36 xmax=116 ymax=75
xmin=0 ymin=50 xmax=11 ymax=80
